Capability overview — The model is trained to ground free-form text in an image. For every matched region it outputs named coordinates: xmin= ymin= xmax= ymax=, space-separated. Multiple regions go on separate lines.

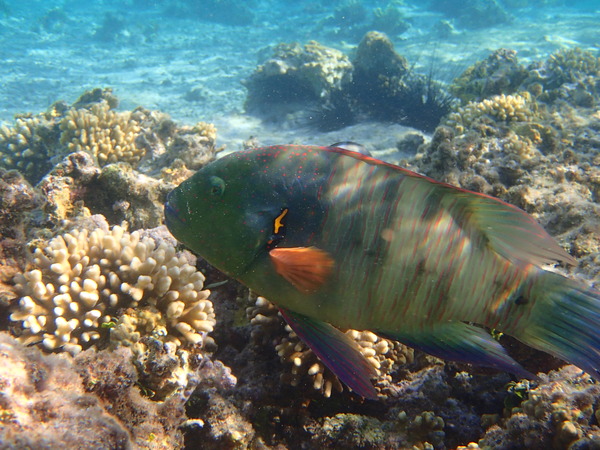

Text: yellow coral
xmin=11 ymin=224 xmax=215 ymax=355
xmin=59 ymin=102 xmax=144 ymax=166
xmin=446 ymin=93 xmax=535 ymax=134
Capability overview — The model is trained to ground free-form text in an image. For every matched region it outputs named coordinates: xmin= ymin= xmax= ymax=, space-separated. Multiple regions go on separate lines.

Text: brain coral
xmin=10 ymin=223 xmax=215 ymax=355
xmin=59 ymin=101 xmax=144 ymax=166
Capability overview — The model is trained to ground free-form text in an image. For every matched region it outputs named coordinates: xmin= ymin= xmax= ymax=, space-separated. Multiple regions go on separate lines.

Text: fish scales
xmin=165 ymin=144 xmax=600 ymax=399
xmin=320 ymin=157 xmax=506 ymax=330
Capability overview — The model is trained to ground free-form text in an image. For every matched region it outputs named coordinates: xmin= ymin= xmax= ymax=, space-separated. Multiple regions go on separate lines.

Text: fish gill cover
xmin=0 ymin=0 xmax=600 ymax=449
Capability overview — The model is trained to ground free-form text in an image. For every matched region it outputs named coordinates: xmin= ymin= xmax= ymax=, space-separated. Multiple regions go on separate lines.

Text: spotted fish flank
xmin=165 ymin=144 xmax=600 ymax=400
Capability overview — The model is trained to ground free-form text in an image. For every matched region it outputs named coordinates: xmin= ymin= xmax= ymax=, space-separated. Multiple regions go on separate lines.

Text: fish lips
xmin=164 ymin=192 xmax=186 ymax=234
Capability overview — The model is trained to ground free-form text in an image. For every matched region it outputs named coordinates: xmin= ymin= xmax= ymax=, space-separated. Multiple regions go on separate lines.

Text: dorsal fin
xmin=452 ymin=191 xmax=576 ymax=267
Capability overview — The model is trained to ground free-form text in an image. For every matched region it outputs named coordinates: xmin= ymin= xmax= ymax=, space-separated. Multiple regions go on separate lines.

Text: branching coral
xmin=247 ymin=295 xmax=413 ymax=398
xmin=10 ymin=223 xmax=215 ymax=356
xmin=1 ymin=88 xmax=218 ymax=189
xmin=446 ymin=93 xmax=536 ymax=135
xmin=59 ymin=101 xmax=144 ymax=166
xmin=0 ymin=113 xmax=57 ymax=183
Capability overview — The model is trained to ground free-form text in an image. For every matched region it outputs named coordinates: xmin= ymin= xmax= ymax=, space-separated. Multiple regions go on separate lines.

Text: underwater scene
xmin=1 ymin=0 xmax=600 ymax=448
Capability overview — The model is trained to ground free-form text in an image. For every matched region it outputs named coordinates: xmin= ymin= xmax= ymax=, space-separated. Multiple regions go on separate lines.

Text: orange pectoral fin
xmin=269 ymin=247 xmax=334 ymax=293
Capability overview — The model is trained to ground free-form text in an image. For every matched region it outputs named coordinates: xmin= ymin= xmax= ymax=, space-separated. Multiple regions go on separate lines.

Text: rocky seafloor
xmin=1 ymin=25 xmax=600 ymax=450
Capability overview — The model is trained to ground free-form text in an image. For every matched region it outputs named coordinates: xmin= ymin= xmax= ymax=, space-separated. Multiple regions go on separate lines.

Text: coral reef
xmin=2 ymin=46 xmax=600 ymax=446
xmin=0 ymin=333 xmax=132 ymax=448
xmin=451 ymin=47 xmax=600 ymax=108
xmin=446 ymin=93 xmax=536 ymax=135
xmin=59 ymin=101 xmax=144 ymax=167
xmin=247 ymin=295 xmax=414 ymax=398
xmin=533 ymin=47 xmax=600 ymax=107
xmin=10 ymin=219 xmax=215 ymax=357
xmin=243 ymin=40 xmax=353 ymax=123
xmin=37 ymin=151 xmax=100 ymax=224
xmin=83 ymin=162 xmax=175 ymax=230
xmin=0 ymin=111 xmax=58 ymax=184
xmin=480 ymin=365 xmax=600 ymax=449
xmin=0 ymin=333 xmax=191 ymax=449
xmin=370 ymin=3 xmax=410 ymax=37
xmin=306 ymin=407 xmax=450 ymax=448
xmin=450 ymin=48 xmax=529 ymax=103
xmin=321 ymin=1 xmax=409 ymax=41
xmin=348 ymin=31 xmax=454 ymax=132
xmin=75 ymin=345 xmax=189 ymax=449
xmin=0 ymin=170 xmax=43 ymax=322
xmin=413 ymin=47 xmax=600 ymax=284
xmin=544 ymin=47 xmax=600 ymax=90
xmin=0 ymin=88 xmax=219 ymax=187
xmin=244 ymin=32 xmax=453 ymax=132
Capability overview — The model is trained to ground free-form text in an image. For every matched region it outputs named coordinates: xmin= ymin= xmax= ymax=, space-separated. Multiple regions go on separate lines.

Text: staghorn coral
xmin=59 ymin=101 xmax=144 ymax=167
xmin=10 ymin=220 xmax=215 ymax=356
xmin=247 ymin=295 xmax=413 ymax=398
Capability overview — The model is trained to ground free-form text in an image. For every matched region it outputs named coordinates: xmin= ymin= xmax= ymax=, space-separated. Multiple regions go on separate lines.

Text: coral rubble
xmin=0 ymin=333 xmax=189 ymax=449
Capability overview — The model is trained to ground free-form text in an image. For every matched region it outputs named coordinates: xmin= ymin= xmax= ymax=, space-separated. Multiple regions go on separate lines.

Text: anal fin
xmin=381 ymin=322 xmax=534 ymax=379
xmin=279 ymin=308 xmax=378 ymax=400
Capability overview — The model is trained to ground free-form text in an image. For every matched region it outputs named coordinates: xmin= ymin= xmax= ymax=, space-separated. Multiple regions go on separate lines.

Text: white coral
xmin=11 ymin=225 xmax=215 ymax=355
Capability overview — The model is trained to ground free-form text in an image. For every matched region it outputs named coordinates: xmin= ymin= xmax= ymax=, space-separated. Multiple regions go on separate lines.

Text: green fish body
xmin=165 ymin=145 xmax=600 ymax=399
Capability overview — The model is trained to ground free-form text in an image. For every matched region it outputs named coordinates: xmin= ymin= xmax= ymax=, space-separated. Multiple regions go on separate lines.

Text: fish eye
xmin=209 ymin=176 xmax=225 ymax=196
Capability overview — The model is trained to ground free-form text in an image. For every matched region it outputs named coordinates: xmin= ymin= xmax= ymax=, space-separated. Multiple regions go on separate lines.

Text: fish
xmin=164 ymin=144 xmax=600 ymax=400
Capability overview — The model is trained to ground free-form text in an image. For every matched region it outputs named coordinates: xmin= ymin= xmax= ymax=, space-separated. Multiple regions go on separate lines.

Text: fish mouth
xmin=164 ymin=193 xmax=185 ymax=232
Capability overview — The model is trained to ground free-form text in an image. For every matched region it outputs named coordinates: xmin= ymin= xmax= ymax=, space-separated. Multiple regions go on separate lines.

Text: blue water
xmin=0 ymin=0 xmax=598 ymax=136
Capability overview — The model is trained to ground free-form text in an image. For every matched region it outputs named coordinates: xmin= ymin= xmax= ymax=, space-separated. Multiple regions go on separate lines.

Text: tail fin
xmin=515 ymin=271 xmax=600 ymax=379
